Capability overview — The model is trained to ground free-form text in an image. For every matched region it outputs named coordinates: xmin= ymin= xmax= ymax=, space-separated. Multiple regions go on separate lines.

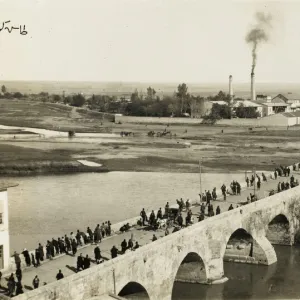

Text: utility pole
xmin=253 ymin=167 xmax=256 ymax=198
xmin=112 ymin=269 xmax=116 ymax=295
xmin=199 ymin=158 xmax=202 ymax=202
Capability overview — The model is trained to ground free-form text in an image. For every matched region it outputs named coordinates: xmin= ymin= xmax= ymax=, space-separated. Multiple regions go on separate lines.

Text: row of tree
xmin=0 ymin=83 xmax=260 ymax=119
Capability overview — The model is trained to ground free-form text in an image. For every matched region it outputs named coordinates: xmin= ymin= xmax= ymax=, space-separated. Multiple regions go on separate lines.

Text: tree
xmin=53 ymin=94 xmax=61 ymax=102
xmin=13 ymin=92 xmax=23 ymax=99
xmin=177 ymin=83 xmax=188 ymax=115
xmin=235 ymin=103 xmax=260 ymax=118
xmin=209 ymin=103 xmax=231 ymax=119
xmin=71 ymin=94 xmax=85 ymax=107
xmin=208 ymin=90 xmax=231 ymax=104
xmin=131 ymin=89 xmax=139 ymax=102
xmin=146 ymin=87 xmax=156 ymax=101
xmin=1 ymin=85 xmax=6 ymax=94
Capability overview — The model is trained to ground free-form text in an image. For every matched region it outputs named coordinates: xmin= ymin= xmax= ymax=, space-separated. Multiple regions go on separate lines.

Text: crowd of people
xmin=5 ymin=163 xmax=299 ymax=297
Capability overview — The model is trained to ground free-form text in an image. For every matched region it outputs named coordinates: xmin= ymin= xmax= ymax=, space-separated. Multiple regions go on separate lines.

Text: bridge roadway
xmin=6 ymin=168 xmax=300 ymax=299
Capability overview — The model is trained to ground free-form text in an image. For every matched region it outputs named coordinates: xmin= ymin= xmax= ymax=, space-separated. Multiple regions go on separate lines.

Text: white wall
xmin=0 ymin=190 xmax=10 ymax=271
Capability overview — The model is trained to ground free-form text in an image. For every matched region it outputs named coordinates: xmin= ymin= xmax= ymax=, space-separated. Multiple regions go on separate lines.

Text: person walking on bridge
xmin=152 ymin=234 xmax=158 ymax=242
xmin=71 ymin=239 xmax=77 ymax=256
xmin=246 ymin=177 xmax=249 ymax=187
xmin=94 ymin=245 xmax=102 ymax=264
xmin=221 ymin=184 xmax=226 ymax=201
xmin=38 ymin=243 xmax=44 ymax=261
xmin=16 ymin=267 xmax=22 ymax=283
xmin=236 ymin=182 xmax=241 ymax=195
xmin=121 ymin=239 xmax=127 ymax=253
xmin=111 ymin=245 xmax=118 ymax=259
xmin=77 ymin=254 xmax=84 ymax=271
xmin=32 ymin=275 xmax=39 ymax=289
xmin=84 ymin=255 xmax=91 ymax=269
xmin=140 ymin=208 xmax=147 ymax=226
xmin=13 ymin=251 xmax=21 ymax=270
xmin=278 ymin=182 xmax=281 ymax=193
xmin=56 ymin=270 xmax=64 ymax=280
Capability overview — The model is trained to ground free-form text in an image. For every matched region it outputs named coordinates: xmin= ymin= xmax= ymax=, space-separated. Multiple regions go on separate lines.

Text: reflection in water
xmin=173 ymin=245 xmax=300 ymax=299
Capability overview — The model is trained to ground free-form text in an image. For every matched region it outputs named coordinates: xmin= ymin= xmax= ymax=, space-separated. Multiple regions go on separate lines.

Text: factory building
xmin=231 ymin=100 xmax=263 ymax=117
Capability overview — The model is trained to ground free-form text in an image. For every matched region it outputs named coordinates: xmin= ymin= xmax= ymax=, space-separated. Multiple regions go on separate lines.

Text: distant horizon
xmin=1 ymin=79 xmax=300 ymax=85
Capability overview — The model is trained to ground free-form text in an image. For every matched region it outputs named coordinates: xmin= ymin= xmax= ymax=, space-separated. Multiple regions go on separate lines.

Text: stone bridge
xmin=16 ymin=186 xmax=300 ymax=300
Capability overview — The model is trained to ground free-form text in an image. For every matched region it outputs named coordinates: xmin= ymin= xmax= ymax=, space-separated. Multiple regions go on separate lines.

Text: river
xmin=173 ymin=245 xmax=300 ymax=300
xmin=7 ymin=171 xmax=246 ymax=252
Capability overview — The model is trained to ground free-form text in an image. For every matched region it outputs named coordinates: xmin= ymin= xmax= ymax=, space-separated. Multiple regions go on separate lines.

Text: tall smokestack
xmin=251 ymin=72 xmax=256 ymax=101
xmin=229 ymin=75 xmax=233 ymax=102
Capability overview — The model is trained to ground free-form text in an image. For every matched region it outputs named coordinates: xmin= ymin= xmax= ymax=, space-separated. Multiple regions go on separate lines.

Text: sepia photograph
xmin=0 ymin=0 xmax=300 ymax=299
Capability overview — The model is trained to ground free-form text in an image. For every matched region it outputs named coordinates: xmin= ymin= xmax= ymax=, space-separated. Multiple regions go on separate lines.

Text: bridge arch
xmin=223 ymin=228 xmax=276 ymax=265
xmin=118 ymin=281 xmax=150 ymax=299
xmin=171 ymin=251 xmax=207 ymax=298
xmin=266 ymin=213 xmax=292 ymax=245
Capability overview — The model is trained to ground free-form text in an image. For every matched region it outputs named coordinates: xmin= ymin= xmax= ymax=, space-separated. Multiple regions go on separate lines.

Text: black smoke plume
xmin=246 ymin=12 xmax=272 ymax=73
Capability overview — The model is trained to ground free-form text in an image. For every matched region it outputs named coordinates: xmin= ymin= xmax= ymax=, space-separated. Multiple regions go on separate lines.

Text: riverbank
xmin=0 ymin=143 xmax=108 ymax=176
xmin=1 ymin=100 xmax=300 ymax=174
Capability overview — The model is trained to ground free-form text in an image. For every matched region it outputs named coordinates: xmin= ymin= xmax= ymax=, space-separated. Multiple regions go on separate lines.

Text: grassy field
xmin=0 ymin=98 xmax=299 ymax=174
xmin=0 ymin=99 xmax=114 ymax=132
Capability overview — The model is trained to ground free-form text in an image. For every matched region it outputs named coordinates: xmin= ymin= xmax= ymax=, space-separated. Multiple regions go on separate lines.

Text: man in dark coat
xmin=15 ymin=281 xmax=23 ymax=295
xmin=121 ymin=239 xmax=127 ymax=253
xmin=77 ymin=254 xmax=84 ymax=272
xmin=56 ymin=270 xmax=64 ymax=280
xmin=133 ymin=242 xmax=140 ymax=250
xmin=149 ymin=210 xmax=155 ymax=226
xmin=8 ymin=273 xmax=16 ymax=297
xmin=198 ymin=212 xmax=205 ymax=222
xmin=128 ymin=239 xmax=133 ymax=250
xmin=65 ymin=235 xmax=71 ymax=252
xmin=72 ymin=239 xmax=77 ymax=256
xmin=38 ymin=243 xmax=44 ymax=261
xmin=94 ymin=245 xmax=101 ymax=264
xmin=35 ymin=249 xmax=41 ymax=267
xmin=177 ymin=214 xmax=183 ymax=227
xmin=14 ymin=252 xmax=21 ymax=270
xmin=16 ymin=267 xmax=22 ymax=283
xmin=76 ymin=230 xmax=82 ymax=246
xmin=157 ymin=208 xmax=163 ymax=219
xmin=111 ymin=246 xmax=118 ymax=259
xmin=216 ymin=206 xmax=221 ymax=215
xmin=87 ymin=227 xmax=93 ymax=242
xmin=140 ymin=208 xmax=147 ymax=226
xmin=22 ymin=249 xmax=31 ymax=267
xmin=83 ymin=255 xmax=91 ymax=269
xmin=52 ymin=238 xmax=59 ymax=255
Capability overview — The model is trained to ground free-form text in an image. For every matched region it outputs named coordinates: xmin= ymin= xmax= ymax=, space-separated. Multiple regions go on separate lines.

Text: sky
xmin=0 ymin=0 xmax=299 ymax=83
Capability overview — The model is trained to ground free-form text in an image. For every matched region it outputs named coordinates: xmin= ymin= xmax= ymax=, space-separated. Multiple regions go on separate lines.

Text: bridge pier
xmin=252 ymin=236 xmax=277 ymax=265
xmin=206 ymin=258 xmax=228 ymax=284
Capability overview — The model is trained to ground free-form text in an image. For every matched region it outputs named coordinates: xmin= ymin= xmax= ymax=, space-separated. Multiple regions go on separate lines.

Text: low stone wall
xmin=115 ymin=116 xmax=203 ymax=125
xmin=114 ymin=115 xmax=288 ymax=127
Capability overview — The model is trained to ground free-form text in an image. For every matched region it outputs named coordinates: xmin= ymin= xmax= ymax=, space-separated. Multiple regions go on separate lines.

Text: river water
xmin=7 ymin=171 xmax=246 ymax=252
xmin=173 ymin=245 xmax=300 ymax=300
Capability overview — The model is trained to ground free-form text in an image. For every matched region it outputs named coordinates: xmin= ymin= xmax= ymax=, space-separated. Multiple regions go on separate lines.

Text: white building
xmin=0 ymin=183 xmax=17 ymax=271
xmin=231 ymin=100 xmax=263 ymax=117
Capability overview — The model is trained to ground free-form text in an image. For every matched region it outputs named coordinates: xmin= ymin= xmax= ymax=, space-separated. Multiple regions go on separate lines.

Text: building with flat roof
xmin=0 ymin=182 xmax=18 ymax=271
